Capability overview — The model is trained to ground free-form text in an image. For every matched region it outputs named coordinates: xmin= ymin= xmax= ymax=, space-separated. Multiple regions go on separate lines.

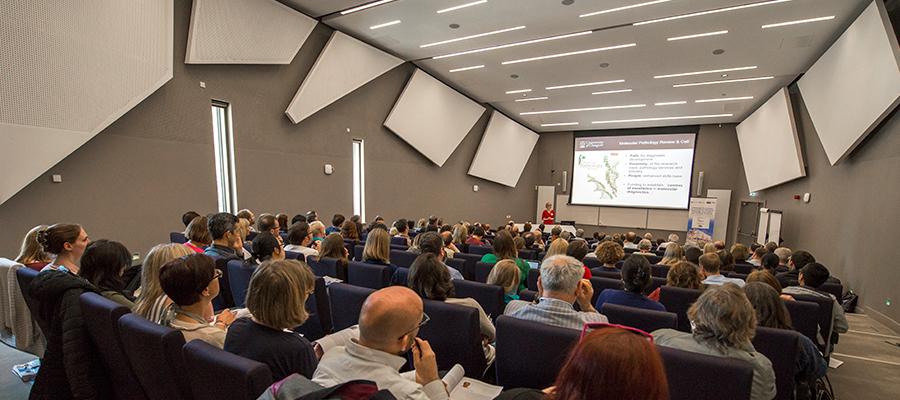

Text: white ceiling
xmin=292 ymin=0 xmax=871 ymax=132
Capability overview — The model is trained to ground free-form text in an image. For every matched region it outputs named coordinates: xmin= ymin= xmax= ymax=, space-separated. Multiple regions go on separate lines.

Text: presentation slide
xmin=570 ymin=133 xmax=696 ymax=209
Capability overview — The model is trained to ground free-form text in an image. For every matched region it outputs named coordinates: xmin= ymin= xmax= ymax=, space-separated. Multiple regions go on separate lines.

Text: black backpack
xmin=257 ymin=374 xmax=396 ymax=400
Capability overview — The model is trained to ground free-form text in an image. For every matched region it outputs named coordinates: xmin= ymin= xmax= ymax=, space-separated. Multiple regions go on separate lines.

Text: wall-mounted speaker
xmin=562 ymin=170 xmax=568 ymax=193
xmin=695 ymin=171 xmax=705 ymax=197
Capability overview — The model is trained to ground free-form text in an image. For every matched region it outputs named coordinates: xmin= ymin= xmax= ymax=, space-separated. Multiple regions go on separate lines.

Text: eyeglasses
xmin=580 ymin=322 xmax=654 ymax=343
xmin=208 ymin=269 xmax=223 ymax=285
xmin=399 ymin=312 xmax=430 ymax=339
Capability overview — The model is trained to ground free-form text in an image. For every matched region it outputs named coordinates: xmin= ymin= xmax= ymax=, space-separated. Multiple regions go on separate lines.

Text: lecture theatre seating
xmin=170 ymin=231 xmax=187 ymax=244
xmin=226 ymin=260 xmax=255 ymax=308
xmin=446 ymin=257 xmax=471 ymax=280
xmin=453 ymin=252 xmax=483 ymax=280
xmin=328 ymin=283 xmax=374 ymax=331
xmin=118 ymin=313 xmax=193 ymax=400
xmin=347 ymin=261 xmax=391 ymax=289
xmin=79 ymin=293 xmax=147 ymax=400
xmin=589 ymin=277 xmax=624 ymax=303
xmin=468 ymin=245 xmax=493 ymax=256
xmin=452 ymin=279 xmax=505 ymax=320
xmin=495 ymin=315 xmax=580 ymax=389
xmin=658 ymin=346 xmax=753 ymax=400
xmin=182 ymin=340 xmax=273 ymax=400
xmin=308 ymin=257 xmax=340 ymax=279
xmin=783 ymin=299 xmax=820 ymax=347
xmin=418 ymin=300 xmax=486 ymax=378
xmin=474 ymin=261 xmax=494 ymax=283
xmin=658 ymin=286 xmax=703 ymax=332
xmin=792 ymin=294 xmax=836 ymax=355
xmin=651 ymin=264 xmax=670 ymax=278
xmin=590 ymin=268 xmax=622 ymax=280
xmin=600 ymin=303 xmax=677 ymax=333
xmin=752 ymin=327 xmax=802 ymax=400
xmin=390 ymin=250 xmax=418 ymax=268
xmin=294 ymin=277 xmax=333 ymax=341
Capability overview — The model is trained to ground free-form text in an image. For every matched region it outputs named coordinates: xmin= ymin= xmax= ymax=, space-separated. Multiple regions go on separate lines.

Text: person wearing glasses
xmin=313 ymin=286 xmax=447 ymax=400
xmin=159 ymin=253 xmax=235 ymax=348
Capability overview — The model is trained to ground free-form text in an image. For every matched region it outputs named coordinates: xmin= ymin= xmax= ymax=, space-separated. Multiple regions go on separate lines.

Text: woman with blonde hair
xmin=486 ymin=259 xmax=522 ymax=303
xmin=659 ymin=243 xmax=684 ymax=266
xmin=731 ymin=243 xmax=751 ymax=263
xmin=224 ymin=260 xmax=318 ymax=380
xmin=544 ymin=238 xmax=569 ymax=259
xmin=16 ymin=225 xmax=52 ymax=271
xmin=362 ymin=228 xmax=396 ymax=273
xmin=703 ymin=242 xmax=718 ymax=254
xmin=595 ymin=241 xmax=624 ymax=270
xmin=452 ymin=224 xmax=468 ymax=246
xmin=134 ymin=243 xmax=194 ymax=323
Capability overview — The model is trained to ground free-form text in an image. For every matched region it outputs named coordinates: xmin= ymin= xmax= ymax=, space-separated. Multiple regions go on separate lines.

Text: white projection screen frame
xmin=736 ymin=87 xmax=806 ymax=192
xmin=570 ymin=132 xmax=697 ymax=210
xmin=467 ymin=111 xmax=539 ymax=187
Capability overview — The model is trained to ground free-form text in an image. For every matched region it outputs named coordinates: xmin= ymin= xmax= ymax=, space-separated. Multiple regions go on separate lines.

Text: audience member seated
xmin=183 ymin=210 xmax=201 ymax=227
xmin=487 ymin=259 xmax=522 ymax=304
xmin=700 ymin=253 xmax=745 ymax=287
xmin=703 ymin=242 xmax=718 ymax=254
xmin=15 ymin=224 xmax=52 ymax=271
xmin=760 ymin=253 xmax=784 ymax=275
xmin=544 ymin=238 xmax=568 ymax=259
xmin=417 ymin=232 xmax=464 ymax=280
xmin=746 ymin=270 xmax=793 ymax=301
xmin=595 ymin=255 xmax=665 ymax=312
xmin=504 ymin=255 xmax=607 ymax=330
xmin=652 ymin=284 xmax=776 ymax=400
xmin=37 ymin=223 xmax=89 ymax=274
xmin=781 ymin=263 xmax=849 ymax=335
xmin=481 ymin=230 xmax=530 ymax=291
xmin=327 ymin=214 xmax=345 ymax=235
xmin=363 ymin=228 xmax=398 ymax=273
xmin=765 ymin=242 xmax=778 ymax=253
xmin=284 ymin=222 xmax=319 ymax=258
xmin=204 ymin=212 xmax=242 ymax=260
xmin=339 ymin=220 xmax=358 ymax=241
xmin=307 ymin=210 xmax=320 ymax=224
xmin=717 ymin=249 xmax=736 ymax=273
xmin=291 ymin=214 xmax=308 ymax=226
xmin=309 ymin=220 xmax=327 ymax=245
xmin=395 ymin=218 xmax=412 ymax=246
xmin=313 ymin=286 xmax=446 ymax=400
xmin=549 ymin=226 xmax=562 ymax=243
xmin=776 ymin=250 xmax=814 ymax=288
xmin=773 ymin=247 xmax=792 ymax=271
xmin=135 ymin=243 xmax=195 ymax=323
xmin=225 ymin=260 xmax=318 ymax=381
xmin=497 ymin=325 xmax=668 ymax=400
xmin=408 ymin=253 xmax=495 ymax=362
xmin=318 ymin=233 xmax=350 ymax=274
xmin=257 ymin=213 xmax=280 ymax=236
xmin=276 ymin=214 xmax=289 ymax=233
xmin=183 ymin=216 xmax=212 ymax=253
xmin=658 ymin=243 xmax=684 ymax=266
xmin=237 ymin=209 xmax=256 ymax=230
xmin=159 ymin=253 xmax=235 ymax=348
xmin=248 ymin=231 xmax=286 ymax=266
xmin=235 ymin=217 xmax=253 ymax=260
xmin=658 ymin=233 xmax=679 ymax=250
xmin=466 ymin=226 xmax=487 ymax=246
xmin=731 ymin=244 xmax=751 ymax=263
xmin=595 ymin=241 xmax=624 ymax=270
xmin=714 ymin=240 xmax=727 ymax=251
xmin=636 ymin=239 xmax=654 ymax=255
xmin=748 ymin=246 xmax=767 ymax=266
xmin=685 ymin=245 xmax=703 ymax=265
xmin=564 ymin=239 xmax=592 ymax=279
xmin=451 ymin=224 xmax=468 ymax=247
xmin=79 ymin=239 xmax=135 ymax=308
xmin=744 ymin=282 xmax=827 ymax=380
xmin=441 ymin=231 xmax=461 ymax=259
xmin=647 ymin=261 xmax=703 ymax=301
xmin=623 ymin=232 xmax=638 ymax=250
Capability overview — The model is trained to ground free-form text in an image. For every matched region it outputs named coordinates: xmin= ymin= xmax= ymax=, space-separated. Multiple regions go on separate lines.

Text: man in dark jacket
xmin=29 ymin=270 xmax=111 ymax=399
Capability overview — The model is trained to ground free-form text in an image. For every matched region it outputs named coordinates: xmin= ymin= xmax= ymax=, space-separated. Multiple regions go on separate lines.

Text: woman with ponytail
xmin=36 ymin=223 xmax=90 ymax=274
xmin=593 ymin=254 xmax=666 ymax=312
xmin=245 ymin=231 xmax=285 ymax=267
xmin=15 ymin=225 xmax=53 ymax=271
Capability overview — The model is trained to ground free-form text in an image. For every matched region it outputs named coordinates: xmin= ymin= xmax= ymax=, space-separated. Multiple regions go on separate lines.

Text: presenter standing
xmin=541 ymin=201 xmax=555 ymax=225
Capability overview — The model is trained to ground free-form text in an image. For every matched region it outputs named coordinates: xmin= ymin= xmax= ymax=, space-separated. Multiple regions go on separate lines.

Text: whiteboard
xmin=647 ymin=209 xmax=688 ymax=231
xmin=757 ymin=210 xmax=770 ymax=245
xmin=707 ymin=189 xmax=732 ymax=243
xmin=767 ymin=212 xmax=783 ymax=245
xmin=556 ymin=195 xmax=599 ymax=225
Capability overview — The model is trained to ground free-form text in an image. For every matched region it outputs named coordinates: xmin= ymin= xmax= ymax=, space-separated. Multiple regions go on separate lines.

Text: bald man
xmin=313 ymin=286 xmax=447 ymax=400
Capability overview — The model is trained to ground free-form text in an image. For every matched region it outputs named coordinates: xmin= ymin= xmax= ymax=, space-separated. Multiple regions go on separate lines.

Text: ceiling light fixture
xmin=502 ymin=43 xmax=636 ymax=65
xmin=516 ymin=97 xmax=548 ymax=102
xmin=370 ymin=20 xmax=401 ymax=30
xmin=592 ymin=114 xmax=733 ymax=124
xmin=449 ymin=65 xmax=485 ymax=72
xmin=520 ymin=104 xmax=646 ymax=116
xmin=633 ymin=0 xmax=791 ymax=26
xmin=541 ymin=122 xmax=580 ymax=127
xmin=431 ymin=30 xmax=592 ymax=59
xmin=420 ymin=25 xmax=525 ymax=48
xmin=437 ymin=0 xmax=488 ymax=14
xmin=580 ymin=0 xmax=672 ymax=18
xmin=761 ymin=16 xmax=835 ymax=29
xmin=654 ymin=101 xmax=687 ymax=105
xmin=667 ymin=30 xmax=729 ymax=41
xmin=695 ymin=96 xmax=754 ymax=103
xmin=654 ymin=66 xmax=757 ymax=79
xmin=546 ymin=79 xmax=625 ymax=90
xmin=341 ymin=0 xmax=397 ymax=15
xmin=506 ymin=89 xmax=532 ymax=94
xmin=592 ymin=89 xmax=633 ymax=95
xmin=673 ymin=76 xmax=774 ymax=87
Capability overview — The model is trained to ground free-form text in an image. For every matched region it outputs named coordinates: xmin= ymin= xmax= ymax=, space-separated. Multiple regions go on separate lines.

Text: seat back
xmin=518 ymin=248 xmax=538 ymax=260
xmin=589 ymin=277 xmax=624 ymax=304
xmin=527 ymin=268 xmax=540 ymax=291
xmin=182 ymin=340 xmax=273 ymax=400
xmin=209 ymin=257 xmax=236 ymax=310
xmin=453 ymin=253 xmax=483 ymax=281
xmin=390 ymin=250 xmax=418 ymax=268
xmin=79 ymin=293 xmax=147 ymax=400
xmin=294 ymin=277 xmax=332 ymax=341
xmin=651 ymin=264 xmax=670 ymax=278
xmin=170 ymin=232 xmax=187 ymax=243
xmin=734 ymin=263 xmax=755 ymax=274
xmin=353 ymin=245 xmax=365 ymax=262
xmin=494 ymin=316 xmax=579 ymax=388
xmin=118 ymin=314 xmax=191 ymax=400
xmin=452 ymin=280 xmax=505 ymax=319
xmin=819 ymin=282 xmax=843 ymax=299
xmin=393 ymin=267 xmax=410 ymax=286
xmin=446 ymin=258 xmax=470 ymax=280
xmin=474 ymin=261 xmax=495 ymax=283
xmin=648 ymin=277 xmax=666 ymax=293
xmin=658 ymin=286 xmax=703 ymax=332
xmin=390 ymin=236 xmax=408 ymax=247
xmin=468 ymin=245 xmax=493 ymax=256
xmin=752 ymin=327 xmax=801 ymax=400
xmin=418 ymin=300 xmax=486 ymax=377
xmin=600 ymin=303 xmax=677 ymax=333
xmin=582 ymin=257 xmax=601 ymax=269
xmin=308 ymin=257 xmax=339 ymax=278
xmin=347 ymin=261 xmax=391 ymax=289
xmin=792 ymin=294 xmax=835 ymax=355
xmin=658 ymin=346 xmax=753 ymax=400
xmin=519 ymin=290 xmax=537 ymax=302
xmin=284 ymin=251 xmax=304 ymax=261
xmin=783 ymin=299 xmax=820 ymax=347
xmin=227 ymin=260 xmax=256 ymax=307
xmin=328 ymin=283 xmax=375 ymax=331
xmin=590 ymin=269 xmax=622 ymax=280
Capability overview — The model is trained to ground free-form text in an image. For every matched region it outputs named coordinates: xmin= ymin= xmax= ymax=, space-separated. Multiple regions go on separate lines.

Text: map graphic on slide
xmin=585 ymin=155 xmax=619 ymax=199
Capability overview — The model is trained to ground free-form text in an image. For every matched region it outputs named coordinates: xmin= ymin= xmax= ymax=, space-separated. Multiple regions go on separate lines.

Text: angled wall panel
xmin=468 ymin=111 xmax=538 ymax=187
xmin=736 ymin=87 xmax=805 ymax=192
xmin=0 ymin=0 xmax=173 ymax=205
xmin=797 ymin=0 xmax=900 ymax=165
xmin=186 ymin=0 xmax=317 ymax=64
xmin=384 ymin=69 xmax=486 ymax=167
xmin=285 ymin=31 xmax=403 ymax=123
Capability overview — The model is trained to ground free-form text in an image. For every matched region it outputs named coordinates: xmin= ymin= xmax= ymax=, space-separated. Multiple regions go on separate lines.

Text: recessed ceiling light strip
xmin=506 ymin=89 xmax=532 ymax=94
xmin=580 ymin=0 xmax=672 ymax=18
xmin=546 ymin=79 xmax=625 ymax=90
xmin=431 ymin=31 xmax=593 ymax=59
xmin=592 ymin=114 xmax=733 ymax=124
xmin=654 ymin=101 xmax=687 ymax=105
xmin=449 ymin=65 xmax=485 ymax=72
xmin=437 ymin=0 xmax=488 ymax=14
xmin=541 ymin=122 xmax=580 ymax=127
xmin=520 ymin=104 xmax=646 ymax=116
xmin=762 ymin=16 xmax=835 ymax=29
xmin=673 ymin=76 xmax=774 ymax=87
xmin=633 ymin=0 xmax=792 ymax=26
xmin=667 ymin=30 xmax=728 ymax=41
xmin=341 ymin=0 xmax=397 ymax=15
xmin=592 ymin=89 xmax=633 ymax=95
xmin=515 ymin=97 xmax=549 ymax=102
xmin=370 ymin=20 xmax=401 ymax=30
xmin=654 ymin=66 xmax=757 ymax=79
xmin=695 ymin=96 xmax=754 ymax=103
xmin=502 ymin=43 xmax=636 ymax=65
xmin=420 ymin=25 xmax=526 ymax=48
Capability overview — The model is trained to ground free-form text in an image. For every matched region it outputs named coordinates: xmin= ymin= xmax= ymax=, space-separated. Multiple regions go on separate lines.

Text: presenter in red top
xmin=542 ymin=201 xmax=555 ymax=225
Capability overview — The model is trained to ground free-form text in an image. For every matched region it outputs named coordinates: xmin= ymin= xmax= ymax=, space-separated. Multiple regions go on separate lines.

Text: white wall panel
xmin=186 ymin=0 xmax=316 ymax=64
xmin=468 ymin=111 xmax=538 ymax=187
xmin=286 ymin=31 xmax=403 ymax=124
xmin=384 ymin=69 xmax=486 ymax=167
xmin=736 ymin=87 xmax=805 ymax=192
xmin=798 ymin=0 xmax=900 ymax=165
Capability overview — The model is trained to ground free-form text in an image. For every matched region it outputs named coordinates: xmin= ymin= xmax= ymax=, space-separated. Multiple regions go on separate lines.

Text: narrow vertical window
xmin=352 ymin=138 xmax=366 ymax=221
xmin=211 ymin=100 xmax=238 ymax=213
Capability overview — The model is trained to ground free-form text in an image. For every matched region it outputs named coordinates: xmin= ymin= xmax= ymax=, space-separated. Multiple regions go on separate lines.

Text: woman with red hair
xmin=496 ymin=324 xmax=669 ymax=400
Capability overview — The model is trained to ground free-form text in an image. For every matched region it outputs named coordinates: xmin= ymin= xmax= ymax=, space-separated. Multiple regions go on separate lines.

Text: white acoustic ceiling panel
xmin=186 ymin=0 xmax=316 ymax=64
xmin=0 ymin=0 xmax=173 ymax=205
xmin=384 ymin=69 xmax=486 ymax=167
xmin=468 ymin=111 xmax=538 ymax=187
xmin=798 ymin=0 xmax=900 ymax=165
xmin=286 ymin=31 xmax=402 ymax=123
xmin=736 ymin=87 xmax=805 ymax=192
